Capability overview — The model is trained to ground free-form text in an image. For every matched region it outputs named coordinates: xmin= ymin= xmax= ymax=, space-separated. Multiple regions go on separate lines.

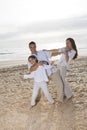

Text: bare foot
xmin=58 ymin=99 xmax=64 ymax=104
xmin=30 ymin=104 xmax=36 ymax=109
xmin=19 ymin=74 xmax=24 ymax=79
xmin=67 ymin=95 xmax=74 ymax=100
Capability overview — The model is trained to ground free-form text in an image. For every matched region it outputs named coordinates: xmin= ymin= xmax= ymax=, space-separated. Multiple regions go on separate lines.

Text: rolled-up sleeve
xmin=44 ymin=51 xmax=52 ymax=58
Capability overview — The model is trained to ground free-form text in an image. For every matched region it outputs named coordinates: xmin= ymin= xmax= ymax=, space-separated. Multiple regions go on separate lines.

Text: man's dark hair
xmin=29 ymin=41 xmax=36 ymax=46
xmin=28 ymin=55 xmax=38 ymax=63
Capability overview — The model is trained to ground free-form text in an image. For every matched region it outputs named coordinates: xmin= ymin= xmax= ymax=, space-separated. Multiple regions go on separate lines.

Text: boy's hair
xmin=28 ymin=55 xmax=38 ymax=63
xmin=29 ymin=41 xmax=36 ymax=46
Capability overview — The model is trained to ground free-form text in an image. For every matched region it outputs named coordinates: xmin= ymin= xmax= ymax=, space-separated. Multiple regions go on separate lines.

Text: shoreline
xmin=0 ymin=59 xmax=27 ymax=69
xmin=0 ymin=56 xmax=87 ymax=69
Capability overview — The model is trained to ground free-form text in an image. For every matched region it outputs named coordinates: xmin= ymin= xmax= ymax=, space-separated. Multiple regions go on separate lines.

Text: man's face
xmin=29 ymin=44 xmax=36 ymax=53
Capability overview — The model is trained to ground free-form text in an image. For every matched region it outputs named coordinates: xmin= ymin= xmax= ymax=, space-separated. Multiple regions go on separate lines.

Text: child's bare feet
xmin=58 ymin=100 xmax=64 ymax=104
xmin=30 ymin=100 xmax=36 ymax=109
xmin=30 ymin=104 xmax=36 ymax=109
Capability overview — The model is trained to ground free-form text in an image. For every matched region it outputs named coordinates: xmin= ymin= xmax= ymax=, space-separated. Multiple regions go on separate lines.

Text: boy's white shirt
xmin=24 ymin=65 xmax=53 ymax=82
xmin=58 ymin=47 xmax=76 ymax=68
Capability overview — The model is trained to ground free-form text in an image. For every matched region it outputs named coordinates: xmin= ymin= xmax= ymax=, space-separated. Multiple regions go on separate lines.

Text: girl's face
xmin=66 ymin=40 xmax=73 ymax=50
xmin=29 ymin=58 xmax=36 ymax=65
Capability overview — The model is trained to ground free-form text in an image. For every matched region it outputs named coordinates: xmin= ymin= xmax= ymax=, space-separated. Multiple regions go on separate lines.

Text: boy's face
xmin=29 ymin=58 xmax=36 ymax=65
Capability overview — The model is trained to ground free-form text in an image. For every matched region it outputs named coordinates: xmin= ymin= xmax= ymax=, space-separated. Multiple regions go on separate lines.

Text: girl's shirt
xmin=27 ymin=50 xmax=53 ymax=76
xmin=27 ymin=50 xmax=57 ymax=76
xmin=24 ymin=65 xmax=54 ymax=82
xmin=59 ymin=47 xmax=76 ymax=68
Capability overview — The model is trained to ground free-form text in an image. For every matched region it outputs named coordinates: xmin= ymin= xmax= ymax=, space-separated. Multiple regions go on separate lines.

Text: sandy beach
xmin=0 ymin=57 xmax=87 ymax=130
xmin=0 ymin=60 xmax=27 ymax=68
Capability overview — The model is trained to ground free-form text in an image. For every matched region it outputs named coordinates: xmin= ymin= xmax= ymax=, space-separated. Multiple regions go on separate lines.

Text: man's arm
xmin=43 ymin=49 xmax=62 ymax=56
xmin=51 ymin=49 xmax=62 ymax=56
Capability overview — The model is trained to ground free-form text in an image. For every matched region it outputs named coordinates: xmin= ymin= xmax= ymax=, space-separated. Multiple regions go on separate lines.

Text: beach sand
xmin=0 ymin=57 xmax=87 ymax=130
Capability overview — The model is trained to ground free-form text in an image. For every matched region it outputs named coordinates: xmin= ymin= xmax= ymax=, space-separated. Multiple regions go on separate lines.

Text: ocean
xmin=0 ymin=42 xmax=87 ymax=62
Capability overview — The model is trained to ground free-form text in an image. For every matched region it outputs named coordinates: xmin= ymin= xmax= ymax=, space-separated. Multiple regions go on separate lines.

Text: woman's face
xmin=66 ymin=40 xmax=72 ymax=50
xmin=29 ymin=58 xmax=36 ymax=65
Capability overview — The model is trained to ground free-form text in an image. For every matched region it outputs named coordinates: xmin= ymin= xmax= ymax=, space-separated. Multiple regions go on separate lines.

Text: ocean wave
xmin=0 ymin=53 xmax=14 ymax=55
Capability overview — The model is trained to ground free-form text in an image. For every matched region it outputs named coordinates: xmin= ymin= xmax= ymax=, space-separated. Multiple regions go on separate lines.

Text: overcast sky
xmin=0 ymin=0 xmax=87 ymax=44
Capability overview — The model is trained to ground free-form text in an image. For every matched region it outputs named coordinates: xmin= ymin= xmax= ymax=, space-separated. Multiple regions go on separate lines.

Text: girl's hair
xmin=66 ymin=38 xmax=78 ymax=59
xmin=28 ymin=55 xmax=38 ymax=63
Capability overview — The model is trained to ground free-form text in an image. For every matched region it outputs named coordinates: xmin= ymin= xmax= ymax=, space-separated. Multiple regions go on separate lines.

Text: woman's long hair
xmin=66 ymin=38 xmax=78 ymax=59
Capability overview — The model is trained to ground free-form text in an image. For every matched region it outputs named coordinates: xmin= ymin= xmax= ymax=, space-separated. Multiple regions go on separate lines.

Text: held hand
xmin=38 ymin=61 xmax=44 ymax=66
xmin=64 ymin=51 xmax=68 ymax=55
xmin=65 ymin=47 xmax=70 ymax=52
xmin=51 ymin=61 xmax=55 ymax=65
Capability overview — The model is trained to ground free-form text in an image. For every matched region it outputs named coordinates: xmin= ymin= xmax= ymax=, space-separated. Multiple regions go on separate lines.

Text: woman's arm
xmin=64 ymin=51 xmax=69 ymax=62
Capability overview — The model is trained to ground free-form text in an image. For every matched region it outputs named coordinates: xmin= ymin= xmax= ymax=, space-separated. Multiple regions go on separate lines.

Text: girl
xmin=20 ymin=55 xmax=54 ymax=108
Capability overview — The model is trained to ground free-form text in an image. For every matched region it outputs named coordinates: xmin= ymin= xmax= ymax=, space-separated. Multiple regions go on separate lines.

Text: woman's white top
xmin=59 ymin=47 xmax=76 ymax=68
xmin=24 ymin=65 xmax=54 ymax=82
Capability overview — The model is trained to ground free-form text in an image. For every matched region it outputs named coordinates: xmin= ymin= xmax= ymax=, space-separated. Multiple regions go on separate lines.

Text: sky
xmin=0 ymin=0 xmax=87 ymax=47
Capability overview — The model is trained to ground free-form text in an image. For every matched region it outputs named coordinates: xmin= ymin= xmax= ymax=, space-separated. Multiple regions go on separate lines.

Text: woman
xmin=58 ymin=38 xmax=78 ymax=99
xmin=48 ymin=38 xmax=78 ymax=101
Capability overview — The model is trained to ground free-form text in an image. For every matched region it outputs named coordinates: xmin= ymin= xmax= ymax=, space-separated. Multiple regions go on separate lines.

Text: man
xmin=27 ymin=41 xmax=64 ymax=102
